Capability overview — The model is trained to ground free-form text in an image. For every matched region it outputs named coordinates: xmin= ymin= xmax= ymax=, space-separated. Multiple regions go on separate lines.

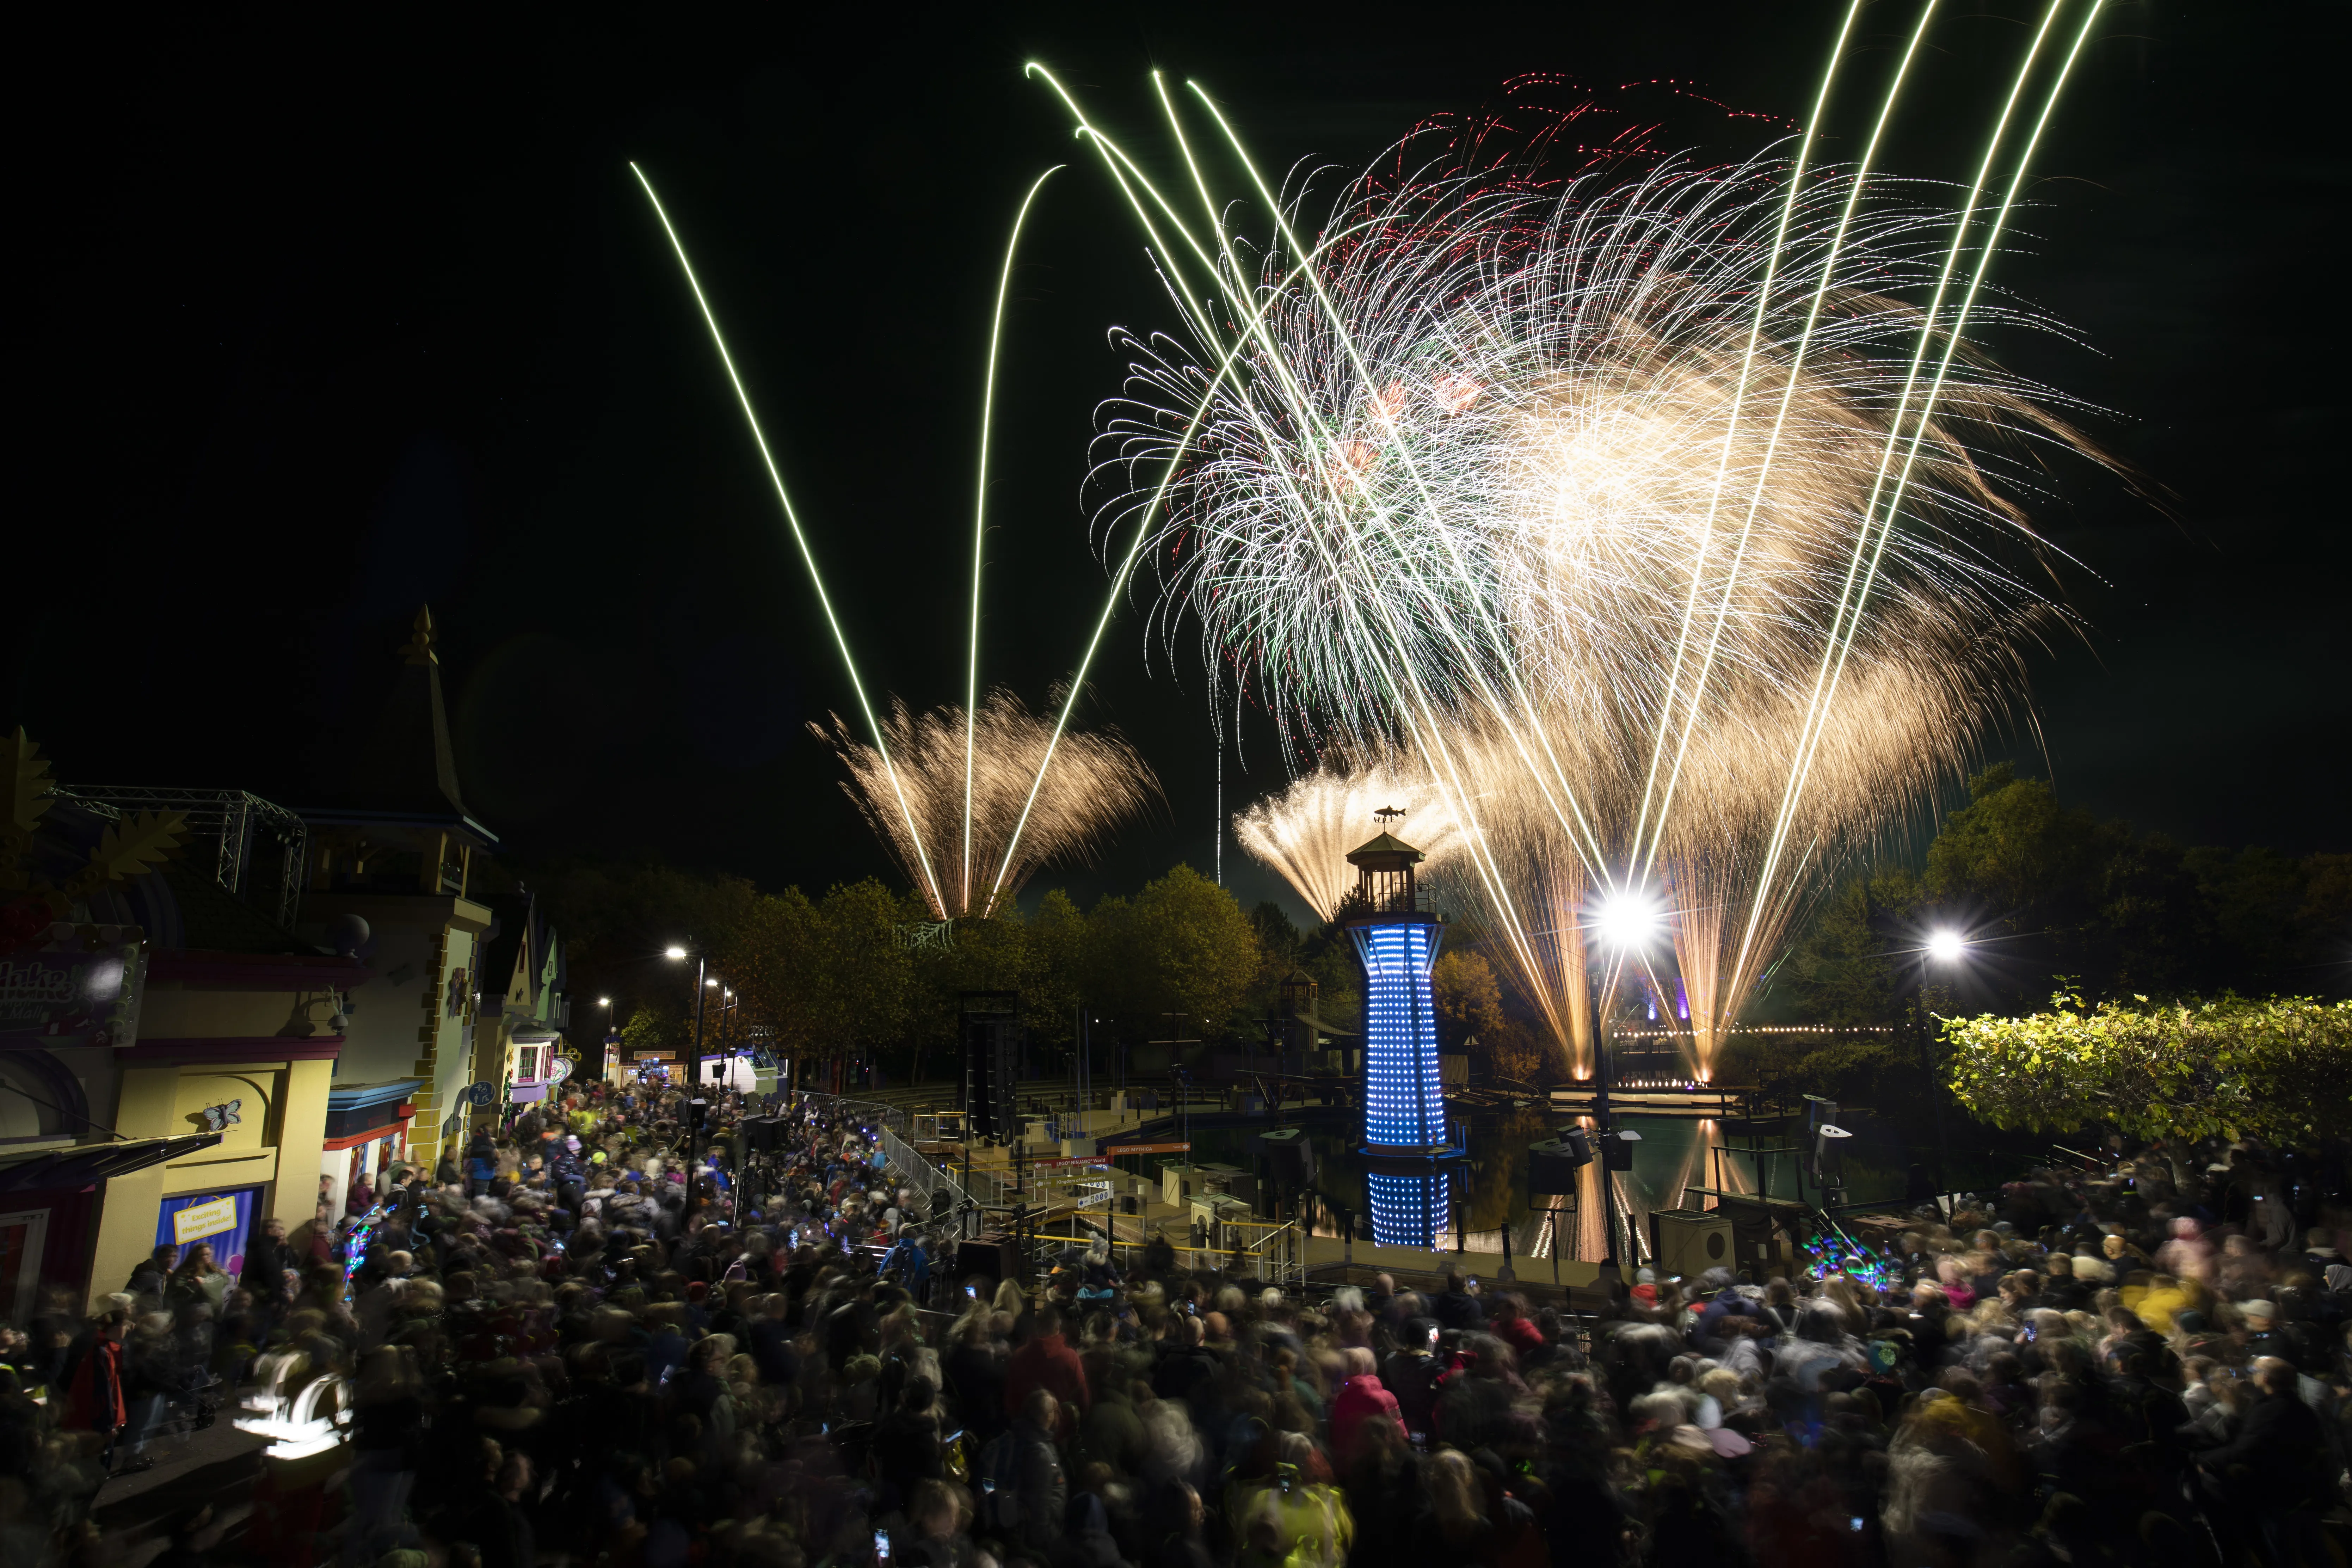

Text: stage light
xmin=1927 ymin=930 xmax=1966 ymax=963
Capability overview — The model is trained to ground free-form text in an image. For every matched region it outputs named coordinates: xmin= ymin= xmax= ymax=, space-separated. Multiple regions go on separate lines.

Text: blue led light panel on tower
xmin=1351 ymin=918 xmax=1443 ymax=1149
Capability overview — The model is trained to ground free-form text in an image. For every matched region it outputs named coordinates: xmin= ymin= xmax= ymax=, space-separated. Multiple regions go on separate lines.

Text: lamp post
xmin=665 ymin=946 xmax=711 ymax=1177
xmin=1920 ymin=929 xmax=1968 ymax=1205
xmin=1592 ymin=888 xmax=1663 ymax=1272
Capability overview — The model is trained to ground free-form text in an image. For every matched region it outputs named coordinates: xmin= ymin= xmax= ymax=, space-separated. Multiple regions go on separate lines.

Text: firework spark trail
xmin=1187 ymin=82 xmax=1615 ymax=886
xmin=1732 ymin=0 xmax=2106 ymax=1003
xmin=629 ymin=162 xmax=949 ymax=919
xmin=966 ymin=166 xmax=1065 ymax=916
xmin=1004 ymin=67 xmax=1550 ymax=951
xmin=980 ymin=86 xmax=1405 ymax=913
xmin=1069 ymin=14 xmax=2113 ymax=1077
xmin=1037 ymin=70 xmax=1618 ymax=1009
xmin=1231 ymin=755 xmax=1464 ymax=920
xmin=1626 ymin=0 xmax=1863 ymax=873
xmin=1630 ymin=0 xmax=1939 ymax=884
xmin=816 ymin=691 xmax=1161 ymax=915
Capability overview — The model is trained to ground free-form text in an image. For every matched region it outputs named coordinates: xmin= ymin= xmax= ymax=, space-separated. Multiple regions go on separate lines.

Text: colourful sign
xmin=172 ymin=1195 xmax=239 ymax=1246
xmin=0 ymin=935 xmax=145 ymax=1048
xmin=1104 ymin=1141 xmax=1191 ymax=1156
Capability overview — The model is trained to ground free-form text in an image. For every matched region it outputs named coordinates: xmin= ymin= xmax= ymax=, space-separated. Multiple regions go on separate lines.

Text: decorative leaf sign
xmin=201 ymin=1099 xmax=244 ymax=1132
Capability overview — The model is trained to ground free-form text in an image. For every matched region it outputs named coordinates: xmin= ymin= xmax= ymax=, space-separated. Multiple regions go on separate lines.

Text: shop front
xmin=318 ymin=1079 xmax=421 ymax=1217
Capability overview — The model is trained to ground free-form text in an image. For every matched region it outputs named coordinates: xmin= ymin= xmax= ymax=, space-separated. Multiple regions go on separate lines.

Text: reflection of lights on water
xmin=1367 ymin=1169 xmax=1453 ymax=1249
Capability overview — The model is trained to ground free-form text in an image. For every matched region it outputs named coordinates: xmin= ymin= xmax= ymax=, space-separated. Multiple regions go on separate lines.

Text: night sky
xmin=13 ymin=4 xmax=2347 ymax=926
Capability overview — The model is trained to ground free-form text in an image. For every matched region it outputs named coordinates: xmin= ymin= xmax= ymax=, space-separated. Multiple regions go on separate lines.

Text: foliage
xmin=618 ymin=1004 xmax=674 ymax=1056
xmin=1942 ymin=990 xmax=2352 ymax=1145
xmin=1433 ymin=948 xmax=1506 ymax=1045
xmin=1432 ymin=947 xmax=1545 ymax=1082
xmin=722 ymin=880 xmax=912 ymax=1065
xmin=1084 ymin=865 xmax=1262 ymax=1038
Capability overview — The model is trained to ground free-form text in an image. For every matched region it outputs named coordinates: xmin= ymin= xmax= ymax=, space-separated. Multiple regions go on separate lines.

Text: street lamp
xmin=1589 ymin=886 xmax=1663 ymax=1273
xmin=666 ymin=945 xmax=712 ymax=1177
xmin=1913 ymin=927 xmax=1972 ymax=1203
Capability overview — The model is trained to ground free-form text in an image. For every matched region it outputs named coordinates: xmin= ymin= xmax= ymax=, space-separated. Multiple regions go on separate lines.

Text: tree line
xmin=536 ymin=861 xmax=1409 ymax=1079
xmin=1725 ymin=763 xmax=2350 ymax=1112
xmin=1775 ymin=762 xmax=2348 ymax=1024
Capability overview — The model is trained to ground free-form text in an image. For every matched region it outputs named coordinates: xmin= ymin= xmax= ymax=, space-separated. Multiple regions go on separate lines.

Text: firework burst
xmin=1231 ymin=753 xmax=1462 ymax=920
xmin=813 ymin=691 xmax=1159 ymax=918
xmin=1046 ymin=2 xmax=2116 ymax=1075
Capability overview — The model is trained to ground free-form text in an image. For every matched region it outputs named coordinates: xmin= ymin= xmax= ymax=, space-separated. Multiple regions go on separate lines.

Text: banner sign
xmin=1030 ymin=1155 xmax=1113 ymax=1168
xmin=172 ymin=1195 xmax=239 ymax=1246
xmin=1103 ymin=1142 xmax=1191 ymax=1156
xmin=0 ymin=931 xmax=146 ymax=1048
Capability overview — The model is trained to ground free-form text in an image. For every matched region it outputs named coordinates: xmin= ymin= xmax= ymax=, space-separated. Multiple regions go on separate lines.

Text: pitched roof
xmin=310 ymin=607 xmax=494 ymax=846
xmin=1345 ymin=831 xmax=1426 ymax=865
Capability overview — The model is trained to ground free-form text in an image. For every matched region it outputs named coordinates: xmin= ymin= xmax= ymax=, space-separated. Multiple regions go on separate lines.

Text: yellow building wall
xmin=83 ymin=1053 xmax=336 ymax=1311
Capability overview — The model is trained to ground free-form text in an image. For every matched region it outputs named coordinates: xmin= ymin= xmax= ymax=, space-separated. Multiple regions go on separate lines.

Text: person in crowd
xmin=12 ymin=1078 xmax=2347 ymax=1568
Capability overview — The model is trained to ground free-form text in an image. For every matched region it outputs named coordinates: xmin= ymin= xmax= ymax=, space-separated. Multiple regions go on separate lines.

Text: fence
xmin=791 ymin=1091 xmax=1305 ymax=1290
xmin=792 ymin=1090 xmax=987 ymax=1238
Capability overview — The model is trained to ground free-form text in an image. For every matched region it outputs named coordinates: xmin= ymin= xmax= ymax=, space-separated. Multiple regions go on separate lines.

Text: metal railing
xmin=792 ymin=1090 xmax=986 ymax=1238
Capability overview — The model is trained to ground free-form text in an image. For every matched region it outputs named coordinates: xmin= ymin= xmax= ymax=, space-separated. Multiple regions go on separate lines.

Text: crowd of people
xmin=1 ymin=1081 xmax=2348 ymax=1567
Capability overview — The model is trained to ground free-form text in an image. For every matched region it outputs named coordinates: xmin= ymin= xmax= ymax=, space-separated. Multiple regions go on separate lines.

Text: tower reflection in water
xmin=1366 ymin=1166 xmax=1455 ymax=1248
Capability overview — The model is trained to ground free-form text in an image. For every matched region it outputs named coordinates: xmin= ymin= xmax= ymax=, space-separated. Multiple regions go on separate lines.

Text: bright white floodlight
xmin=1926 ymin=930 xmax=1967 ymax=963
xmin=1594 ymin=891 xmax=1663 ymax=952
xmin=664 ymin=945 xmax=689 ymax=960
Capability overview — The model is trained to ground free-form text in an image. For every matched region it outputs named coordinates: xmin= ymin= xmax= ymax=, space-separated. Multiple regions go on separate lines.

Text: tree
xmin=1084 ymin=865 xmax=1261 ymax=1040
xmin=811 ymin=878 xmax=913 ymax=1062
xmin=1941 ymin=991 xmax=2352 ymax=1145
xmin=723 ymin=880 xmax=911 ymax=1075
xmin=528 ymin=859 xmax=762 ymax=1020
xmin=618 ymin=1004 xmax=675 ymax=1058
xmin=1433 ymin=948 xmax=1506 ymax=1045
xmin=725 ymin=887 xmax=823 ymax=1059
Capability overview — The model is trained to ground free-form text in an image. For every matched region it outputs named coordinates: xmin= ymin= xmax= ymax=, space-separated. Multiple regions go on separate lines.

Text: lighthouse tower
xmin=1342 ymin=810 xmax=1459 ymax=1246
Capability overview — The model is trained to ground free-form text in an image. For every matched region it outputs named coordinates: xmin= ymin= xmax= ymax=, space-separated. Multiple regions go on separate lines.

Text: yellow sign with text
xmin=172 ymin=1195 xmax=238 ymax=1246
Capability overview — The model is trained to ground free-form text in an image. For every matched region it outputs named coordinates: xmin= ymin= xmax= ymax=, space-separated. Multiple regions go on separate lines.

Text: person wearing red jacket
xmin=1003 ymin=1302 xmax=1090 ymax=1440
xmin=1327 ymin=1346 xmax=1401 ymax=1464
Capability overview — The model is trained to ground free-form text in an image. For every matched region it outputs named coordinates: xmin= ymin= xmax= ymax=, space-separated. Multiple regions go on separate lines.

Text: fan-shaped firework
xmin=813 ymin=691 xmax=1161 ymax=917
xmin=1048 ymin=4 xmax=2114 ymax=1075
xmin=1231 ymin=754 xmax=1463 ymax=921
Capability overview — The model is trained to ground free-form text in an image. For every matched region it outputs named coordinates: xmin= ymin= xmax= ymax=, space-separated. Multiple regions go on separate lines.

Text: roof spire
xmin=402 ymin=605 xmax=439 ymax=666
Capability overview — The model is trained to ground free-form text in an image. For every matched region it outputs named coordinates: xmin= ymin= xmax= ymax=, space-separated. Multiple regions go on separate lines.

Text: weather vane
xmin=1373 ymin=805 xmax=1406 ymax=826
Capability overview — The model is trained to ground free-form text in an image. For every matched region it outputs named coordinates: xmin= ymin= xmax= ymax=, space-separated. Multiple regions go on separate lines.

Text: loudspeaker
xmin=1649 ymin=1206 xmax=1734 ymax=1279
xmin=743 ymin=1117 xmax=781 ymax=1154
xmin=688 ymin=1097 xmax=709 ymax=1131
xmin=961 ymin=993 xmax=1021 ymax=1138
xmin=1255 ymin=1128 xmax=1315 ymax=1185
xmin=1527 ymin=1130 xmax=1593 ymax=1197
xmin=1715 ymin=1197 xmax=1779 ymax=1273
xmin=1600 ymin=1127 xmax=1641 ymax=1171
xmin=956 ymin=1234 xmax=1019 ymax=1283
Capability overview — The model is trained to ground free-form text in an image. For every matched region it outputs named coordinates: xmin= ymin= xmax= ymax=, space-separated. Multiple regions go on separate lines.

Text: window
xmin=515 ymin=1045 xmax=543 ymax=1082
